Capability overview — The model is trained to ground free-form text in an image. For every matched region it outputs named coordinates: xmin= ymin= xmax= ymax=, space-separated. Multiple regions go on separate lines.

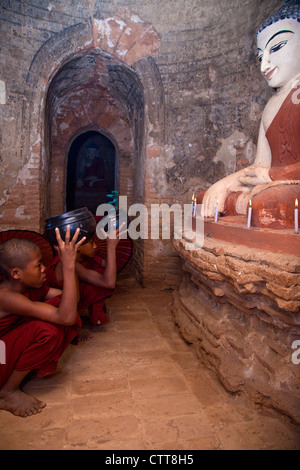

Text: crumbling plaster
xmin=0 ymin=7 xmax=161 ymax=228
xmin=0 ymin=0 xmax=282 ymax=286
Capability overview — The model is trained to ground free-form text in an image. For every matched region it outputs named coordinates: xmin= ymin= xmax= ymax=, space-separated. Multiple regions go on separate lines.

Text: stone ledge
xmin=197 ymin=216 xmax=300 ymax=257
xmin=172 ymin=237 xmax=300 ymax=423
xmin=174 ymin=237 xmax=300 ymax=319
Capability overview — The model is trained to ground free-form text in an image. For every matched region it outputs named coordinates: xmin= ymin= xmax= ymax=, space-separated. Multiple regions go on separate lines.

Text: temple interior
xmin=0 ymin=0 xmax=299 ymax=450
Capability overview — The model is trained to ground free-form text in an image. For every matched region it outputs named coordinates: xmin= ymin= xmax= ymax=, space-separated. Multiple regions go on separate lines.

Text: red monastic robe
xmin=197 ymin=82 xmax=300 ymax=228
xmin=0 ymin=283 xmax=78 ymax=388
xmin=251 ymin=83 xmax=300 ymax=228
xmin=46 ymin=255 xmax=114 ymax=325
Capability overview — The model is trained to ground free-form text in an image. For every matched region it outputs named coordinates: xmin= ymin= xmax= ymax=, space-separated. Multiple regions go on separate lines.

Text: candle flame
xmin=249 ymin=199 xmax=252 ymax=207
xmin=296 ymin=199 xmax=298 ymax=208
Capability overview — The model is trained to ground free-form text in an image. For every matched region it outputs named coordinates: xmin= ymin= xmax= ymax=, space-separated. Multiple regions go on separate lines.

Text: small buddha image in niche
xmin=77 ymin=142 xmax=105 ymax=189
xmin=66 ymin=131 xmax=116 ymax=214
xmin=199 ymin=0 xmax=300 ymax=230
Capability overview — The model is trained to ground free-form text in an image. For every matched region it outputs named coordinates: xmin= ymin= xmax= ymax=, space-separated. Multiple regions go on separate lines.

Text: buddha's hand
xmin=238 ymin=165 xmax=271 ymax=187
xmin=201 ymin=172 xmax=248 ymax=217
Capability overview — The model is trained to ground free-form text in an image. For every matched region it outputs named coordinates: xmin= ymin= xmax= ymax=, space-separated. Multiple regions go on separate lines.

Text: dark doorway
xmin=66 ymin=131 xmax=116 ymax=214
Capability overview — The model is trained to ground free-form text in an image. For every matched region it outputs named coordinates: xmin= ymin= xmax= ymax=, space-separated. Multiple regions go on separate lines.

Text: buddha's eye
xmin=270 ymin=40 xmax=288 ymax=54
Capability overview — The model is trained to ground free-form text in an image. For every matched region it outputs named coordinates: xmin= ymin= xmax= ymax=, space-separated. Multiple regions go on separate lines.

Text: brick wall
xmin=0 ymin=0 xmax=281 ymax=286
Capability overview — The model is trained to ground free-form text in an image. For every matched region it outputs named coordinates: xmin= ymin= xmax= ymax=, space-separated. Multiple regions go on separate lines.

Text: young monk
xmin=0 ymin=226 xmax=85 ymax=418
xmin=46 ymin=221 xmax=126 ymax=337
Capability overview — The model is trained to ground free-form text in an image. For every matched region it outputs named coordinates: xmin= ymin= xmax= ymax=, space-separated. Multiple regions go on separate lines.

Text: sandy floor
xmin=0 ymin=269 xmax=299 ymax=450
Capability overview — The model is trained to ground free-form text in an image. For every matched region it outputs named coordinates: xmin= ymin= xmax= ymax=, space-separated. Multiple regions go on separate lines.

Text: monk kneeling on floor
xmin=0 ymin=226 xmax=85 ymax=418
xmin=46 ymin=220 xmax=126 ymax=340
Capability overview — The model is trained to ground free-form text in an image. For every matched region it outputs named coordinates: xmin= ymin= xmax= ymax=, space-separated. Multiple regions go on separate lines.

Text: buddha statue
xmin=77 ymin=142 xmax=105 ymax=188
xmin=201 ymin=0 xmax=300 ymax=229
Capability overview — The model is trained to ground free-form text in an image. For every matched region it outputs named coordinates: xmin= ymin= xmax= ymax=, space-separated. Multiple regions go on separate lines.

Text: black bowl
xmin=45 ymin=207 xmax=96 ymax=246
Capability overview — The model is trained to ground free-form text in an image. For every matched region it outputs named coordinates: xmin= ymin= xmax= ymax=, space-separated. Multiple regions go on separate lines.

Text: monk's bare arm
xmin=53 ymin=226 xmax=84 ymax=321
xmin=0 ymin=288 xmax=73 ymax=325
xmin=75 ymin=241 xmax=117 ymax=290
xmin=0 ymin=226 xmax=85 ymax=325
xmin=75 ymin=223 xmax=126 ymax=290
xmin=0 ymin=250 xmax=79 ymax=325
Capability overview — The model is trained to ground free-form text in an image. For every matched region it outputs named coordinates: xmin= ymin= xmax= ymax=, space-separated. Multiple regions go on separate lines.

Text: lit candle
xmin=192 ymin=193 xmax=195 ymax=215
xmin=295 ymin=199 xmax=299 ymax=234
xmin=247 ymin=199 xmax=252 ymax=229
xmin=193 ymin=198 xmax=197 ymax=217
xmin=215 ymin=199 xmax=219 ymax=223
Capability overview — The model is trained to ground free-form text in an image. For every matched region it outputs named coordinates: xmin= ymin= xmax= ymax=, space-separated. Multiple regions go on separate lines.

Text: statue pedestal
xmin=173 ymin=220 xmax=300 ymax=423
xmin=194 ymin=215 xmax=300 ymax=256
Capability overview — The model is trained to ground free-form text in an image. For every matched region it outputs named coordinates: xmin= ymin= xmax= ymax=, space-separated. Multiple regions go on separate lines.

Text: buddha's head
xmin=257 ymin=0 xmax=300 ymax=89
xmin=85 ymin=142 xmax=99 ymax=166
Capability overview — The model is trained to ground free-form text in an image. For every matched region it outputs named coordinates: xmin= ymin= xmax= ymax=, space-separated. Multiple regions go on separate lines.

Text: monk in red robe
xmin=0 ymin=226 xmax=85 ymax=418
xmin=46 ymin=221 xmax=126 ymax=339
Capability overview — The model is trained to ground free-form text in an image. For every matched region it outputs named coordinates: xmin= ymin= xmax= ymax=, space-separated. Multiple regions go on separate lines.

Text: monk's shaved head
xmin=0 ymin=239 xmax=39 ymax=279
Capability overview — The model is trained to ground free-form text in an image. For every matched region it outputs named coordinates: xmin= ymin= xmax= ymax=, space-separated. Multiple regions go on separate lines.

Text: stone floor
xmin=0 ymin=268 xmax=299 ymax=450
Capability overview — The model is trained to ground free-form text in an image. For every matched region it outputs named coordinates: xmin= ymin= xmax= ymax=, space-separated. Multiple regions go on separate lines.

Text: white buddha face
xmin=257 ymin=18 xmax=300 ymax=89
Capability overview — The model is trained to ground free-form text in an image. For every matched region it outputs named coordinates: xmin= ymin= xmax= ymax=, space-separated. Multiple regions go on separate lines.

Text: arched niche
xmin=45 ymin=48 xmax=145 ymax=217
xmin=14 ymin=11 xmax=161 ymax=228
xmin=66 ymin=130 xmax=117 ymax=214
xmin=3 ymin=11 xmax=164 ymax=282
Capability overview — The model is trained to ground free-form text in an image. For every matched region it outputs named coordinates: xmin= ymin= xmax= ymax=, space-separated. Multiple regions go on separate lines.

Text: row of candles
xmin=192 ymin=193 xmax=299 ymax=234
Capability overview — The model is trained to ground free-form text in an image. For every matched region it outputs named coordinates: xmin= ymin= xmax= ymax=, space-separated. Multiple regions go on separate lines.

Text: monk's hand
xmin=100 ymin=221 xmax=128 ymax=247
xmin=116 ymin=221 xmax=128 ymax=240
xmin=55 ymin=225 xmax=86 ymax=268
xmin=239 ymin=165 xmax=271 ymax=187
